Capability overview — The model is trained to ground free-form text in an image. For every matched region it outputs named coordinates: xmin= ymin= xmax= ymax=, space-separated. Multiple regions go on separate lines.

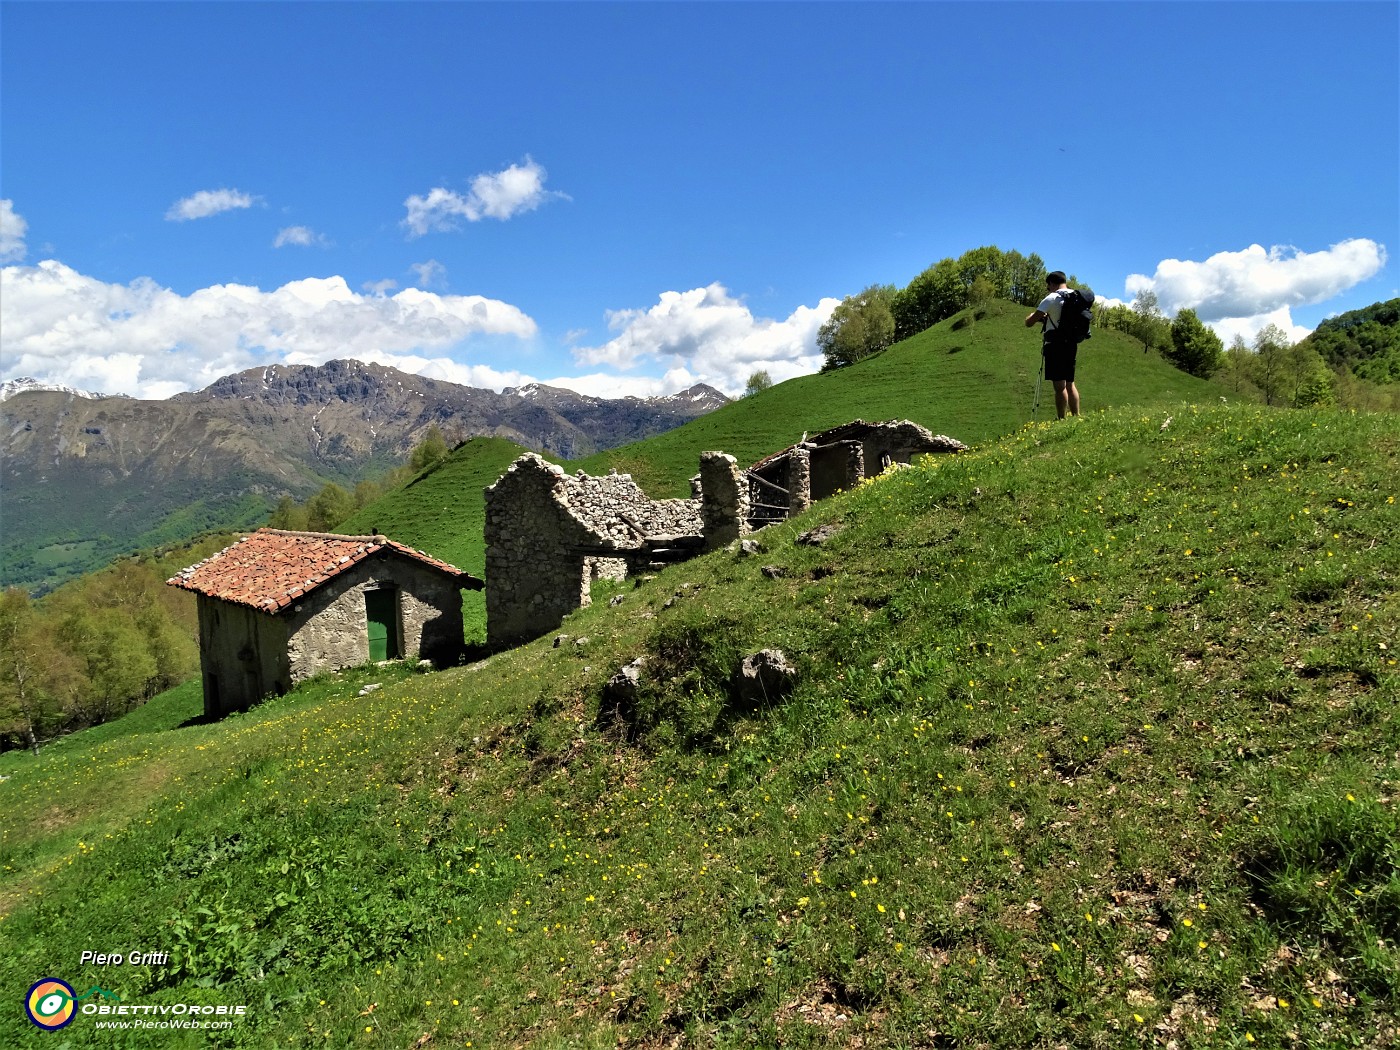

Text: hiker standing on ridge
xmin=1025 ymin=271 xmax=1084 ymax=419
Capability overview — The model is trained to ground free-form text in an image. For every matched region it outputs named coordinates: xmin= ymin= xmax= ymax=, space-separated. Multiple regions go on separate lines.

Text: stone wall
xmin=751 ymin=420 xmax=967 ymax=511
xmin=584 ymin=556 xmax=630 ymax=587
xmin=485 ymin=456 xmax=608 ymax=647
xmin=195 ymin=553 xmax=465 ymax=718
xmin=786 ymin=447 xmax=812 ymax=514
xmin=283 ymin=554 xmax=465 ymax=679
xmin=700 ymin=452 xmax=750 ymax=550
xmin=196 ymin=594 xmax=290 ymax=719
xmin=483 ymin=424 xmax=966 ymax=649
xmin=485 ymin=453 xmax=707 ymax=646
xmin=844 ymin=419 xmax=966 ymax=470
xmin=810 ymin=440 xmax=864 ymax=501
xmin=560 ymin=470 xmax=703 ymax=541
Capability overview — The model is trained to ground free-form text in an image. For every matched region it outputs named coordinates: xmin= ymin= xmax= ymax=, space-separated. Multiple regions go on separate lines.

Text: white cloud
xmin=1208 ymin=307 xmax=1313 ymax=348
xmin=0 ymin=200 xmax=26 ymax=262
xmin=573 ymin=283 xmax=840 ymax=396
xmin=362 ymin=278 xmax=399 ymax=296
xmin=403 ymin=156 xmax=567 ymax=237
xmin=280 ymin=351 xmax=683 ymax=400
xmin=1125 ymin=238 xmax=1387 ymax=343
xmin=328 ymin=349 xmax=539 ymax=393
xmin=542 ymin=369 xmax=700 ymax=400
xmin=0 ymin=260 xmax=537 ymax=398
xmin=166 ymin=188 xmax=259 ymax=222
xmin=273 ymin=225 xmax=330 ymax=248
xmin=410 ymin=259 xmax=447 ymax=288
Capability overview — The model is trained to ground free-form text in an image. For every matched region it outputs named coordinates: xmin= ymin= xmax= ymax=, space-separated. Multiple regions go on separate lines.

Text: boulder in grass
xmin=731 ymin=649 xmax=797 ymax=707
xmin=599 ymin=657 xmax=648 ymax=731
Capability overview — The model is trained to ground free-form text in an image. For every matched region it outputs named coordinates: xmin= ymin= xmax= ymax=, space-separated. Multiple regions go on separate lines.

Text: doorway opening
xmin=365 ymin=587 xmax=402 ymax=661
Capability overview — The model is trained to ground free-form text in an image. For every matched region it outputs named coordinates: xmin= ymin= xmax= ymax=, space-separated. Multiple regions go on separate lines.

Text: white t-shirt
xmin=1038 ymin=289 xmax=1069 ymax=331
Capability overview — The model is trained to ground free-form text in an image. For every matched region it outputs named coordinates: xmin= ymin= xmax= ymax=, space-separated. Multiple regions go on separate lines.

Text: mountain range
xmin=0 ymin=359 xmax=728 ymax=592
xmin=0 ymin=376 xmax=128 ymax=402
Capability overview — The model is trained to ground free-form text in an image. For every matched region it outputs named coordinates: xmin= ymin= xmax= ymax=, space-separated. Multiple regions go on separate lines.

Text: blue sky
xmin=1 ymin=1 xmax=1395 ymax=399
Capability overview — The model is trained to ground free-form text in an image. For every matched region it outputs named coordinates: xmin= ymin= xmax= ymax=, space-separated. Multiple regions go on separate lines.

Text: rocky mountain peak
xmin=174 ymin=359 xmax=422 ymax=407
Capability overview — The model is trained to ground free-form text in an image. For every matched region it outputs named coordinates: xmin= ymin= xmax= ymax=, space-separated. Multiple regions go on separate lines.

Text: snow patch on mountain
xmin=0 ymin=377 xmax=126 ymax=402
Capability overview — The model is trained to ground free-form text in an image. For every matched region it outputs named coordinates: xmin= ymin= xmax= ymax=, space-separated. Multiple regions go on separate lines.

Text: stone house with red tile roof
xmin=168 ymin=529 xmax=483 ymax=718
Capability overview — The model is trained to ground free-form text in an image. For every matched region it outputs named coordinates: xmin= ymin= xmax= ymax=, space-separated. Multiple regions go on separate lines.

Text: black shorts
xmin=1043 ymin=343 xmax=1077 ymax=382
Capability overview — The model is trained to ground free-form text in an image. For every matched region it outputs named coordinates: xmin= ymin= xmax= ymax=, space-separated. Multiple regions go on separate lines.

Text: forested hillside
xmin=0 ymin=534 xmax=235 ymax=753
xmin=1300 ymin=298 xmax=1400 ymax=383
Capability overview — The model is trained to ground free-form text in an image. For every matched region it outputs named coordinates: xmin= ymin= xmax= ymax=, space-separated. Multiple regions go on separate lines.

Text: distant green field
xmin=3 ymin=490 xmax=272 ymax=595
xmin=31 ymin=539 xmax=101 ymax=571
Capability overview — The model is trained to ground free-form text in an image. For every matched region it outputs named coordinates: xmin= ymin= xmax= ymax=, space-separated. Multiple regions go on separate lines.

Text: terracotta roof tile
xmin=166 ymin=529 xmax=483 ymax=613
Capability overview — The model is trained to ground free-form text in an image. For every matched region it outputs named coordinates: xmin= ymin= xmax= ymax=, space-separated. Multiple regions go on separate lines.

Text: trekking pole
xmin=1032 ymin=353 xmax=1044 ymax=421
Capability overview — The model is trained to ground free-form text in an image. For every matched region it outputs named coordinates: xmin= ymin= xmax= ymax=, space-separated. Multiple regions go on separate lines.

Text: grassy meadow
xmin=2 ymin=402 xmax=1396 ymax=1048
xmin=565 ymin=299 xmax=1215 ymax=497
xmin=330 ymin=299 xmax=1217 ymax=645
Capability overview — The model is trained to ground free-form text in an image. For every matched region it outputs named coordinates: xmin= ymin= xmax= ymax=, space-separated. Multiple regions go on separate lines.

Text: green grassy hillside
xmin=331 ymin=298 xmax=1219 ymax=603
xmin=3 ymin=404 xmax=1395 ymax=1048
xmin=568 ymin=299 xmax=1219 ymax=496
xmin=335 ymin=437 xmax=556 ymax=643
xmin=337 ymin=437 xmax=555 ymax=574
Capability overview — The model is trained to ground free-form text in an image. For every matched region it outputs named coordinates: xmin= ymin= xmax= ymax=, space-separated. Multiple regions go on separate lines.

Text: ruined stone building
xmin=483 ymin=453 xmax=745 ymax=646
xmin=742 ymin=420 xmax=968 ymax=529
xmin=168 ymin=529 xmax=483 ymax=718
xmin=484 ymin=420 xmax=965 ymax=646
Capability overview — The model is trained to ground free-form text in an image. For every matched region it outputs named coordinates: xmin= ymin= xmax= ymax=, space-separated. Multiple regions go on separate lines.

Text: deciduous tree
xmin=410 ymin=425 xmax=450 ymax=474
xmin=269 ymin=495 xmax=309 ymax=531
xmin=1130 ymin=290 xmax=1172 ymax=356
xmin=0 ymin=589 xmax=58 ymax=754
xmin=744 ymin=370 xmax=773 ymax=397
xmin=305 ymin=483 xmax=356 ymax=531
xmin=1253 ymin=324 xmax=1291 ymax=407
xmin=1285 ymin=342 xmax=1335 ymax=407
xmin=819 ymin=285 xmax=897 ymax=370
xmin=1218 ymin=335 xmax=1258 ymax=398
xmin=1168 ymin=308 xmax=1224 ymax=378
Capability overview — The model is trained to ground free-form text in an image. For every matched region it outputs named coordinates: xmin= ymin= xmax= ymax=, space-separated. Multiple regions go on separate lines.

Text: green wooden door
xmin=365 ymin=589 xmax=400 ymax=661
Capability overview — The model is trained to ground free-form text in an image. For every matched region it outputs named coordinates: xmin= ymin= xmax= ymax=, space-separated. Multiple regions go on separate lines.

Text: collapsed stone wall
xmin=748 ymin=419 xmax=967 ymax=522
xmin=559 ymin=470 xmax=703 ymax=544
xmin=484 ymin=423 xmax=966 ymax=649
xmin=485 ymin=456 xmax=596 ymax=647
xmin=700 ymin=452 xmax=751 ymax=550
xmin=485 ymin=454 xmax=709 ymax=646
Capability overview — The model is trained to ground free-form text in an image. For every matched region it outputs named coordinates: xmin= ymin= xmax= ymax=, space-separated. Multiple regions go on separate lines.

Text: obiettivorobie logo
xmin=25 ymin=979 xmax=120 ymax=1030
xmin=24 ymin=976 xmax=249 ymax=1033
